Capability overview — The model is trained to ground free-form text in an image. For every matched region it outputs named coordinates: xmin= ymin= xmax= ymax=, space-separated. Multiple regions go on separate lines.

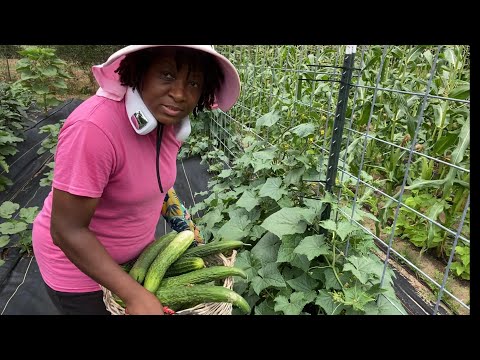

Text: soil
xmin=362 ymin=217 xmax=470 ymax=315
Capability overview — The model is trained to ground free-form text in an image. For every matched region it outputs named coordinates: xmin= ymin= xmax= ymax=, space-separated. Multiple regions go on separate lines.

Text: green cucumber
xmin=112 ymin=293 xmax=126 ymax=307
xmin=128 ymin=231 xmax=178 ymax=284
xmin=120 ymin=258 xmax=137 ymax=273
xmin=164 ymin=257 xmax=205 ymax=277
xmin=160 ymin=266 xmax=247 ymax=288
xmin=181 ymin=240 xmax=246 ymax=259
xmin=156 ymin=284 xmax=251 ymax=314
xmin=143 ymin=230 xmax=194 ymax=293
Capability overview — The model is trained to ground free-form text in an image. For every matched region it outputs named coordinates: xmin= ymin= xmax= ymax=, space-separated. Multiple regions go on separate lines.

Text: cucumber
xmin=160 ymin=266 xmax=247 ymax=288
xmin=164 ymin=257 xmax=205 ymax=277
xmin=156 ymin=284 xmax=251 ymax=314
xmin=129 ymin=231 xmax=178 ymax=284
xmin=120 ymin=258 xmax=137 ymax=273
xmin=143 ymin=230 xmax=194 ymax=293
xmin=181 ymin=240 xmax=246 ymax=259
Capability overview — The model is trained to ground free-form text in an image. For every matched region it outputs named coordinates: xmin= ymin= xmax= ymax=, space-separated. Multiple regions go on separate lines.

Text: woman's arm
xmin=50 ymin=188 xmax=164 ymax=315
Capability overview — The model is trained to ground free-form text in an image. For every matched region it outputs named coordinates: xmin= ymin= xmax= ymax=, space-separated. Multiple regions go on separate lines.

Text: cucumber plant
xmin=0 ymin=82 xmax=35 ymax=191
xmin=188 ymin=115 xmax=406 ymax=315
xmin=37 ymin=120 xmax=65 ymax=187
xmin=0 ymin=201 xmax=39 ymax=261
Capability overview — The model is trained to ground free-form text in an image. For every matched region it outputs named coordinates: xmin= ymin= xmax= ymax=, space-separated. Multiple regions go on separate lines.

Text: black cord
xmin=156 ymin=124 xmax=164 ymax=193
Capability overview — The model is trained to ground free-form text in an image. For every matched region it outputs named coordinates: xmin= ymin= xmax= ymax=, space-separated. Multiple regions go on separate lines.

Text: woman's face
xmin=140 ymin=50 xmax=204 ymax=126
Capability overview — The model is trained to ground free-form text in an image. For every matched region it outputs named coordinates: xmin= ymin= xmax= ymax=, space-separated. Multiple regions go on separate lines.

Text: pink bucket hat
xmin=92 ymin=45 xmax=241 ymax=112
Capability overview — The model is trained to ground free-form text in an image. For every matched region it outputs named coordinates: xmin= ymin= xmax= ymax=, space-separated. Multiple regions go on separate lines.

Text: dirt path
xmin=363 ymin=218 xmax=470 ymax=315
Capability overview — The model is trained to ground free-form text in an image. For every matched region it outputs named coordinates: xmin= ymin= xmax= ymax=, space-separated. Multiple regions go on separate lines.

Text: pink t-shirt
xmin=32 ymin=95 xmax=181 ymax=292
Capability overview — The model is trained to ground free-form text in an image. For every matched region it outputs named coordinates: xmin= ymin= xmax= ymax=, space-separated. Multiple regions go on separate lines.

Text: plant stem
xmin=324 ymin=232 xmax=344 ymax=290
xmin=308 ymin=265 xmax=330 ymax=271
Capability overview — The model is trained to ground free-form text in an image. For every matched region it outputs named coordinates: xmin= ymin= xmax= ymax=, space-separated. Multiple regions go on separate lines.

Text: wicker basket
xmin=102 ymin=250 xmax=237 ymax=315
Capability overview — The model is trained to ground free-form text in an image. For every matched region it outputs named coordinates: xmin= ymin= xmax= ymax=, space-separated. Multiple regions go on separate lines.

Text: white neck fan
xmin=124 ymin=86 xmax=191 ymax=141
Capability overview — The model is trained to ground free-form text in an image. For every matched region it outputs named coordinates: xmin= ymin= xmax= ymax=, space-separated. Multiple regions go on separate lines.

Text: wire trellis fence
xmin=205 ymin=45 xmax=470 ymax=315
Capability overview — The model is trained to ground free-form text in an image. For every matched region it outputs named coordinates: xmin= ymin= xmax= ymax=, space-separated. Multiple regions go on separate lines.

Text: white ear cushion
xmin=175 ymin=116 xmax=191 ymax=142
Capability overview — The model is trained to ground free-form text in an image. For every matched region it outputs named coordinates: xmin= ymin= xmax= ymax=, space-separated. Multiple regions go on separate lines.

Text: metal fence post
xmin=321 ymin=45 xmax=356 ymax=221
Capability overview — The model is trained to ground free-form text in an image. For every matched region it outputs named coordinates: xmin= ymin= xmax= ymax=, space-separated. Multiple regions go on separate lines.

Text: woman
xmin=31 ymin=45 xmax=241 ymax=315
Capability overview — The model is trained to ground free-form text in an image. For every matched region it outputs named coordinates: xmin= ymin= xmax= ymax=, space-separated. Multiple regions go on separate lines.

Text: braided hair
xmin=115 ymin=46 xmax=224 ymax=117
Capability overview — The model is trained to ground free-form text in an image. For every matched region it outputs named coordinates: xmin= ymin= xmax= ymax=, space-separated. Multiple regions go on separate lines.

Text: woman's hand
xmin=193 ymin=224 xmax=203 ymax=244
xmin=124 ymin=288 xmax=165 ymax=315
